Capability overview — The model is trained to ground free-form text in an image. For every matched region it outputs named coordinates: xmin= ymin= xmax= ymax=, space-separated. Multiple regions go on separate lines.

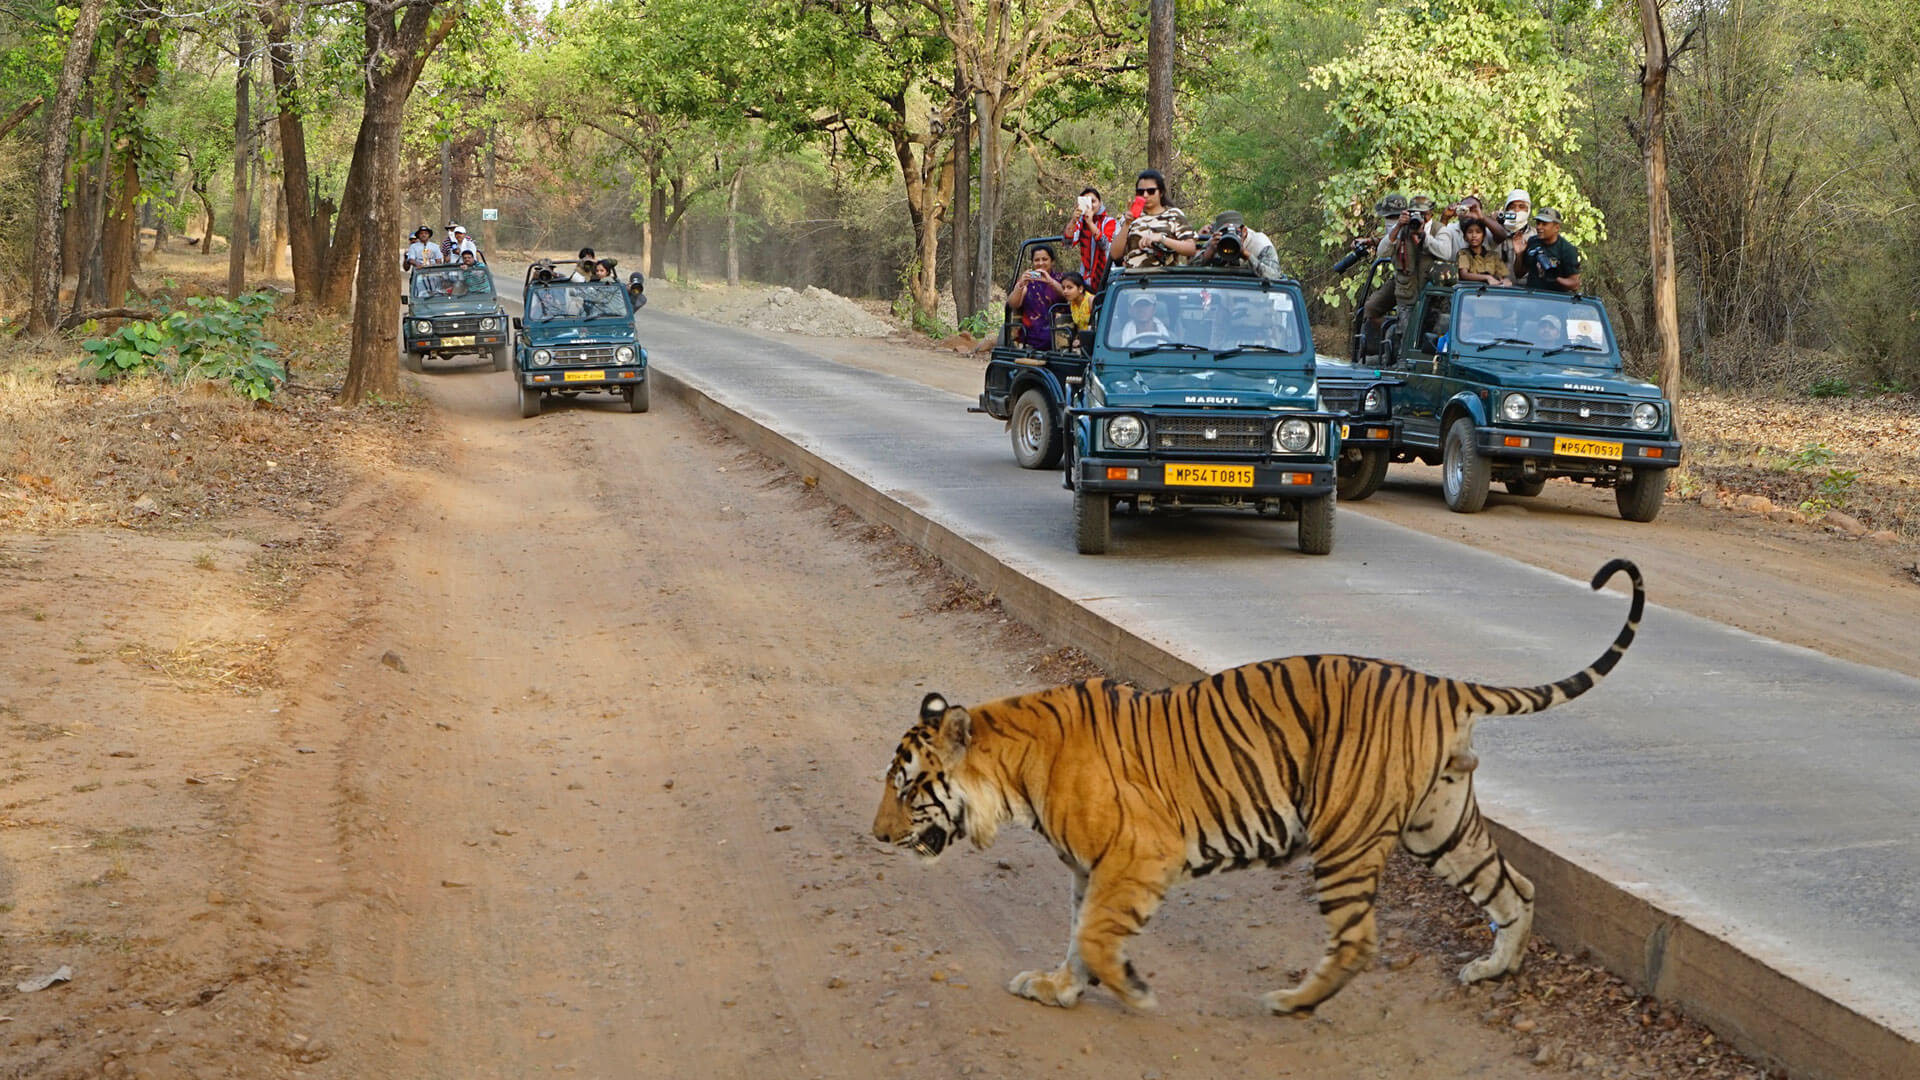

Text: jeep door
xmin=1391 ymin=292 xmax=1450 ymax=451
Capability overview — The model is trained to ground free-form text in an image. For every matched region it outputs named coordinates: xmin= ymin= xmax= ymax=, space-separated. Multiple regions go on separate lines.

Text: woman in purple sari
xmin=1008 ymin=245 xmax=1065 ymax=350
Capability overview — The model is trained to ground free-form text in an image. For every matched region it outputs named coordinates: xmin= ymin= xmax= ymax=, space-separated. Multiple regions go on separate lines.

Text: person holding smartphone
xmin=1065 ymin=187 xmax=1119 ymax=291
xmin=1113 ymin=169 xmax=1198 ymax=269
xmin=1008 ymin=245 xmax=1066 ymax=350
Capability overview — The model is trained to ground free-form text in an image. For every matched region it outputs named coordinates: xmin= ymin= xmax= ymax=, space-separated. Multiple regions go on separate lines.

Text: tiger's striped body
xmin=874 ymin=560 xmax=1643 ymax=1015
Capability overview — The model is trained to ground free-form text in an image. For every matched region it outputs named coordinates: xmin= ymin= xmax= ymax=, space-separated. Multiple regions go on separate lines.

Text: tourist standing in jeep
xmin=1513 ymin=207 xmax=1582 ymax=292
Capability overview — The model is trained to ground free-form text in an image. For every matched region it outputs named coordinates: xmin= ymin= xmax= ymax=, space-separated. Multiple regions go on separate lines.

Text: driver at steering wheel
xmin=1117 ymin=294 xmax=1171 ymax=346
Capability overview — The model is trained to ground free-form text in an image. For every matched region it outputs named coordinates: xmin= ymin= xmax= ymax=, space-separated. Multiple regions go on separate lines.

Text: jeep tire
xmin=1336 ymin=447 xmax=1390 ymax=502
xmin=490 ymin=343 xmax=510 ymax=372
xmin=1011 ymin=388 xmax=1063 ymax=470
xmin=519 ymin=384 xmax=541 ymax=419
xmin=626 ymin=380 xmax=650 ymax=414
xmin=1616 ymin=469 xmax=1666 ymax=522
xmin=401 ymin=348 xmax=423 ymax=374
xmin=1442 ymin=418 xmax=1492 ymax=513
xmin=1073 ymin=490 xmax=1111 ymax=555
xmin=1297 ymin=492 xmax=1335 ymax=555
xmin=1505 ymin=477 xmax=1546 ymax=498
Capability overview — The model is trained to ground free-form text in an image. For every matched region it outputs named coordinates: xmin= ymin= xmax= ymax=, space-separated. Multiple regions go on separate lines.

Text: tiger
xmin=872 ymin=558 xmax=1642 ymax=1016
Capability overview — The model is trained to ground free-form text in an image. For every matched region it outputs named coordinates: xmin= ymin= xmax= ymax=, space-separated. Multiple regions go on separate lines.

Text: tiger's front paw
xmin=1007 ymin=967 xmax=1085 ymax=1008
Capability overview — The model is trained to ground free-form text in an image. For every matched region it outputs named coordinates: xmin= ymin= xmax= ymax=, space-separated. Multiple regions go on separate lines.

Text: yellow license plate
xmin=562 ymin=370 xmax=606 ymax=382
xmin=1554 ymin=437 xmax=1623 ymax=460
xmin=1164 ymin=463 xmax=1255 ymax=487
xmin=1340 ymin=424 xmax=1350 ymax=438
xmin=439 ymin=335 xmax=474 ymax=346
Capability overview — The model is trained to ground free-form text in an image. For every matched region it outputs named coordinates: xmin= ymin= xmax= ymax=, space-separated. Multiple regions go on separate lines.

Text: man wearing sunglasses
xmin=1113 ymin=169 xmax=1198 ymax=269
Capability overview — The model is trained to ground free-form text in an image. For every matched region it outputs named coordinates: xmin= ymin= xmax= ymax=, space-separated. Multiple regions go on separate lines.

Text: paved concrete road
xmin=597 ymin=305 xmax=1920 ymax=1043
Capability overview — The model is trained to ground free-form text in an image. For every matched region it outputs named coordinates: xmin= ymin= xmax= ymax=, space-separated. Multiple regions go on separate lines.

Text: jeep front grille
xmin=1152 ymin=415 xmax=1270 ymax=453
xmin=1533 ymin=394 xmax=1633 ymax=431
xmin=554 ymin=345 xmax=620 ymax=366
xmin=435 ymin=317 xmax=486 ymax=334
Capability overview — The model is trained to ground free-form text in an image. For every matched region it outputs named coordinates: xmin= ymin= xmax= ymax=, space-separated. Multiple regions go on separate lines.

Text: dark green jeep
xmin=1386 ymin=284 xmax=1681 ymax=520
xmin=402 ymin=264 xmax=509 ymax=372
xmin=511 ymin=262 xmax=648 ymax=419
xmin=1065 ymin=266 xmax=1341 ymax=555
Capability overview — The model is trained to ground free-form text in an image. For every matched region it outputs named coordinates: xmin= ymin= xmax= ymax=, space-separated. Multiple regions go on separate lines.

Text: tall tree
xmin=1636 ymin=0 xmax=1685 ymax=400
xmin=1147 ymin=0 xmax=1173 ymax=172
xmin=340 ymin=0 xmax=457 ymax=404
xmin=24 ymin=0 xmax=111 ymax=334
xmin=228 ymin=20 xmax=253 ymax=297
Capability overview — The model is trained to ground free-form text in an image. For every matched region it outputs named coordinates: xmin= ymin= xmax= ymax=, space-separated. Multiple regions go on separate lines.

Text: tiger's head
xmin=873 ymin=692 xmax=974 ymax=862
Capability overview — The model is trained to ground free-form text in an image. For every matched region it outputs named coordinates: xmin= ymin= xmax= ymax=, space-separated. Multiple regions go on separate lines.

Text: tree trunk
xmin=267 ymin=8 xmax=319 ymax=303
xmin=972 ymin=90 xmax=997 ymax=310
xmin=24 ymin=0 xmax=109 ymax=334
xmin=482 ymin=127 xmax=497 ymax=255
xmin=252 ymin=78 xmax=280 ymax=277
xmin=104 ymin=22 xmax=162 ymax=304
xmin=647 ymin=181 xmax=666 ymax=278
xmin=73 ymin=56 xmax=127 ymax=317
xmin=196 ymin=182 xmax=216 ymax=256
xmin=319 ymin=122 xmax=371 ymax=310
xmin=1147 ymin=0 xmax=1175 ymax=176
xmin=725 ymin=164 xmax=743 ymax=287
xmin=340 ymin=0 xmax=457 ymax=404
xmin=950 ymin=61 xmax=973 ymax=319
xmin=0 ymin=96 xmax=42 ymax=141
xmin=228 ymin=23 xmax=253 ymax=298
xmin=439 ymin=137 xmax=453 ymax=231
xmin=1639 ymin=0 xmax=1683 ymax=403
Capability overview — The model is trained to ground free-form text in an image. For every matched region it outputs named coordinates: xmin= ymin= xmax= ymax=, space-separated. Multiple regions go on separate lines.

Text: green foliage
xmin=957 ymin=307 xmax=1004 ymax=337
xmin=1807 ymin=376 xmax=1852 ymax=398
xmin=1305 ymin=0 xmax=1602 ymax=252
xmin=81 ymin=293 xmax=286 ymax=402
xmin=1784 ymin=442 xmax=1836 ymax=471
xmin=1799 ymin=467 xmax=1861 ymax=514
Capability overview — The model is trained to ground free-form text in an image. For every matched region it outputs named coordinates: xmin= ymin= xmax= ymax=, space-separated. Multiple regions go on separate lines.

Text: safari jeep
xmin=512 ymin=262 xmax=648 ymax=419
xmin=402 ymin=263 xmax=509 ymax=372
xmin=1313 ymin=355 xmax=1401 ymax=502
xmin=1064 ymin=266 xmax=1341 ymax=555
xmin=1386 ymin=284 xmax=1681 ymax=520
xmin=976 ymin=235 xmax=1086 ymax=468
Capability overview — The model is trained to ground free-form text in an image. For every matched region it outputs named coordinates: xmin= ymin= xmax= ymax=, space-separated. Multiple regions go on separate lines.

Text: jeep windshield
xmin=525 ymin=282 xmax=630 ymax=323
xmin=411 ymin=267 xmax=495 ymax=301
xmin=1455 ymin=292 xmax=1616 ymax=367
xmin=1104 ymin=284 xmax=1308 ymax=365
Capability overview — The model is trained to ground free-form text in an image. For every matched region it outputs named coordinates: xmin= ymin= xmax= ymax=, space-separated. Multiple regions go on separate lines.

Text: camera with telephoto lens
xmin=1214 ymin=223 xmax=1245 ymax=256
xmin=1405 ymin=207 xmax=1428 ymax=227
xmin=1497 ymin=210 xmax=1518 ymax=228
xmin=1332 ymin=237 xmax=1371 ymax=274
xmin=532 ymin=259 xmax=557 ymax=283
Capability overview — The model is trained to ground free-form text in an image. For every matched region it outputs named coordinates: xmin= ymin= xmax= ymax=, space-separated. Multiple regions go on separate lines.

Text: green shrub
xmin=81 ymin=292 xmax=285 ymax=402
xmin=957 ymin=307 xmax=1004 ymax=337
xmin=1807 ymin=376 xmax=1852 ymax=398
xmin=1784 ymin=441 xmax=1836 ymax=470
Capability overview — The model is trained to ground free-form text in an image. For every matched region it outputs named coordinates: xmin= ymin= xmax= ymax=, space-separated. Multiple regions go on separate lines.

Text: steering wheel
xmin=1125 ymin=333 xmax=1170 ymax=348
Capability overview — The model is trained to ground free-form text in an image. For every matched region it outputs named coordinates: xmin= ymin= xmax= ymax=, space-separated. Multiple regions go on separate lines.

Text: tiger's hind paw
xmin=1260 ymin=987 xmax=1318 ymax=1017
xmin=1007 ymin=967 xmax=1084 ymax=1008
xmin=1458 ymin=951 xmax=1522 ymax=985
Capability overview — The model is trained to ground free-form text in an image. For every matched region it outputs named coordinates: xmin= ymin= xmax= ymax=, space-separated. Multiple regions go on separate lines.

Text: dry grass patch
xmin=118 ymin=636 xmax=280 ymax=695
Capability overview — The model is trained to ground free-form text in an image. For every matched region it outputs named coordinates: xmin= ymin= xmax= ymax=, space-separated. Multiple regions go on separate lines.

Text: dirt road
xmin=3 ymin=359 xmax=1760 ymax=1078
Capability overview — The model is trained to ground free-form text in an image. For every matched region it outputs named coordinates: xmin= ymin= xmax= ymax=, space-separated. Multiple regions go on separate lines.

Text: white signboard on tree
xmin=481 ymin=208 xmax=499 ymax=221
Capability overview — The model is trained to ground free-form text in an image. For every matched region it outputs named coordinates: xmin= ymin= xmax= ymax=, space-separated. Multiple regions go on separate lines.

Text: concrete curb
xmin=651 ymin=364 xmax=1918 ymax=1080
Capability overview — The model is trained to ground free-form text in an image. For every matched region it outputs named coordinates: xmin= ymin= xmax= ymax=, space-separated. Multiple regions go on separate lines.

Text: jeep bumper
xmin=520 ymin=367 xmax=648 ymax=391
xmin=1074 ymin=456 xmax=1335 ymax=498
xmin=1473 ymin=425 xmax=1681 ymax=470
xmin=407 ymin=332 xmax=506 ymax=354
xmin=1337 ymin=417 xmax=1399 ymax=447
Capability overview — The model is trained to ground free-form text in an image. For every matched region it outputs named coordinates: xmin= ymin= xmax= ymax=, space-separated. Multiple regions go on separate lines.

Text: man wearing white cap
xmin=449 ymin=225 xmax=480 ymax=261
xmin=1498 ymin=189 xmax=1535 ymax=266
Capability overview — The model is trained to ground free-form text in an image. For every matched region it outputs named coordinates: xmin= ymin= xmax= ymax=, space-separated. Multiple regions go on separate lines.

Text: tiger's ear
xmin=936 ymin=705 xmax=972 ymax=751
xmin=920 ymin=692 xmax=948 ymax=720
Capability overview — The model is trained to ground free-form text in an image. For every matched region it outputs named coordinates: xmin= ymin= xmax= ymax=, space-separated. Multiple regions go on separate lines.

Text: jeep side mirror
xmin=511 ymin=317 xmax=522 ymax=331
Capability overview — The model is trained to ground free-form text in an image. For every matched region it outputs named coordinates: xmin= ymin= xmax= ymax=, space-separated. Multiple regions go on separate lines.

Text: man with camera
xmin=1361 ymin=194 xmax=1455 ymax=339
xmin=1434 ymin=194 xmax=1508 ymax=260
xmin=1511 ymin=208 xmax=1582 ymax=293
xmin=1064 ymin=187 xmax=1120 ymax=292
xmin=1496 ymin=189 xmax=1535 ymax=266
xmin=1195 ymin=210 xmax=1281 ymax=281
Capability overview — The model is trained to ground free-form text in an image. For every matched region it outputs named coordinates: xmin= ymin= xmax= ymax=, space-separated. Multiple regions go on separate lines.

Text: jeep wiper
xmin=1539 ymin=343 xmax=1608 ymax=358
xmin=1126 ymin=343 xmax=1209 ymax=357
xmin=1213 ymin=344 xmax=1294 ymax=360
xmin=1468 ymin=337 xmax=1536 ymax=352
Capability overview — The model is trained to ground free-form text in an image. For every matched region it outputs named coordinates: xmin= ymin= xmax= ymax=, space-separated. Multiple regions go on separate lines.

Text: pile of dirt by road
xmin=647 ymin=279 xmax=900 ymax=338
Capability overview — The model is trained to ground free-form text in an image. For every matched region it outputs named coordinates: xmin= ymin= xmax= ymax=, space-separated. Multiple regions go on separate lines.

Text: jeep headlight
xmin=480 ymin=317 xmax=498 ymax=331
xmin=1105 ymin=414 xmax=1145 ymax=449
xmin=1501 ymin=392 xmax=1531 ymax=423
xmin=1275 ymin=418 xmax=1314 ymax=453
xmin=413 ymin=320 xmax=433 ymax=336
xmin=616 ymin=346 xmax=635 ymax=364
xmin=1362 ymin=386 xmax=1384 ymax=414
xmin=1632 ymin=402 xmax=1661 ymax=431
xmin=531 ymin=349 xmax=552 ymax=366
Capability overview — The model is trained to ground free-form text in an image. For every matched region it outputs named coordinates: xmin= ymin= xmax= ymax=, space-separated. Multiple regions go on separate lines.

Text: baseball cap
xmin=1211 ymin=210 xmax=1245 ymax=229
xmin=1533 ymin=207 xmax=1563 ymax=224
xmin=452 ymin=225 xmax=466 ymax=234
xmin=1131 ymin=294 xmax=1156 ymax=306
xmin=1505 ymin=189 xmax=1531 ymax=209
